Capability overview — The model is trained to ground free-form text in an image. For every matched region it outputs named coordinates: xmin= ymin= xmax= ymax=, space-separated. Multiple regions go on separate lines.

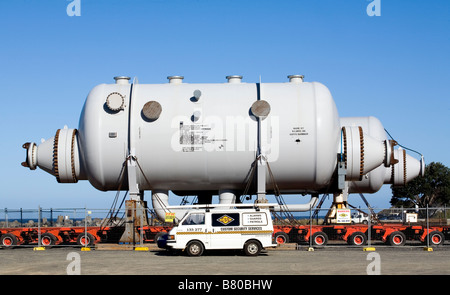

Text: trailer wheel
xmin=274 ymin=232 xmax=289 ymax=244
xmin=76 ymin=232 xmax=95 ymax=247
xmin=1 ymin=233 xmax=18 ymax=248
xmin=40 ymin=233 xmax=57 ymax=247
xmin=186 ymin=241 xmax=204 ymax=257
xmin=311 ymin=231 xmax=328 ymax=246
xmin=427 ymin=231 xmax=445 ymax=246
xmin=244 ymin=240 xmax=262 ymax=256
xmin=388 ymin=231 xmax=406 ymax=246
xmin=348 ymin=232 xmax=367 ymax=246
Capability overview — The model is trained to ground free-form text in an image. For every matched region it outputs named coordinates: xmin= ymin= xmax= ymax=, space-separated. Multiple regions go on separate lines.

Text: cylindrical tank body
xmin=78 ymin=78 xmax=340 ymax=193
xmin=22 ymin=76 xmax=423 ymax=202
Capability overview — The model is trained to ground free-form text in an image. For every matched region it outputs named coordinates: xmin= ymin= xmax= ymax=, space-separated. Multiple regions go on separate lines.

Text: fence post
xmin=34 ymin=206 xmax=45 ymax=250
xmin=38 ymin=206 xmax=41 ymax=246
xmin=85 ymin=206 xmax=87 ymax=245
xmin=134 ymin=207 xmax=150 ymax=251
xmin=141 ymin=209 xmax=144 ymax=247
xmin=426 ymin=205 xmax=430 ymax=248
xmin=308 ymin=206 xmax=313 ymax=251
xmin=81 ymin=206 xmax=91 ymax=251
xmin=368 ymin=210 xmax=371 ymax=246
xmin=133 ymin=205 xmax=136 ymax=247
xmin=445 ymin=204 xmax=447 ymax=223
xmin=364 ymin=208 xmax=375 ymax=251
xmin=133 ymin=204 xmax=151 ymax=251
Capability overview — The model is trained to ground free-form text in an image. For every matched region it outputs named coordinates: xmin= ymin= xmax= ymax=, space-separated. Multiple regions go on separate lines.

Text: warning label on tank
xmin=179 ymin=121 xmax=226 ymax=152
xmin=290 ymin=126 xmax=308 ymax=136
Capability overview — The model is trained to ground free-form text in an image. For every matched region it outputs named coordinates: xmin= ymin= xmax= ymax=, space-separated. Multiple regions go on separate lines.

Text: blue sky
xmin=0 ymin=0 xmax=449 ymax=211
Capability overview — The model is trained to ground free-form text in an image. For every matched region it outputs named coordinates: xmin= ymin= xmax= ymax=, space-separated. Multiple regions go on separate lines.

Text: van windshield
xmin=182 ymin=213 xmax=205 ymax=225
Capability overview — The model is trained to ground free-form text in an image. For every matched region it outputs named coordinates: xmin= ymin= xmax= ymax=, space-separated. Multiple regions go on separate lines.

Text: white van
xmin=351 ymin=212 xmax=369 ymax=224
xmin=157 ymin=206 xmax=277 ymax=256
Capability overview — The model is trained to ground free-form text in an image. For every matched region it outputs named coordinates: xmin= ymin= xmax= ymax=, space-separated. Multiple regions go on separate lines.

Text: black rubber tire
xmin=348 ymin=231 xmax=367 ymax=246
xmin=243 ymin=240 xmax=262 ymax=256
xmin=388 ymin=231 xmax=406 ymax=246
xmin=1 ymin=233 xmax=18 ymax=247
xmin=186 ymin=241 xmax=204 ymax=257
xmin=427 ymin=231 xmax=445 ymax=246
xmin=311 ymin=231 xmax=328 ymax=246
xmin=274 ymin=232 xmax=289 ymax=244
xmin=76 ymin=232 xmax=95 ymax=247
xmin=40 ymin=233 xmax=57 ymax=247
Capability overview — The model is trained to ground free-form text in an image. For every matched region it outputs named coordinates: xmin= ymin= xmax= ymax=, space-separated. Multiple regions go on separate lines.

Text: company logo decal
xmin=217 ymin=215 xmax=234 ymax=225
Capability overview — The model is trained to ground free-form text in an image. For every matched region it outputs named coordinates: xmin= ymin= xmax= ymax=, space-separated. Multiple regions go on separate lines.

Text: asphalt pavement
xmin=1 ymin=244 xmax=449 ymax=275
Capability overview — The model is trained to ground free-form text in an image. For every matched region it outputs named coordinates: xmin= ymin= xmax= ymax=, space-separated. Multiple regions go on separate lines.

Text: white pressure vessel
xmin=80 ymin=75 xmax=341 ymax=193
xmin=22 ymin=75 xmax=423 ymax=201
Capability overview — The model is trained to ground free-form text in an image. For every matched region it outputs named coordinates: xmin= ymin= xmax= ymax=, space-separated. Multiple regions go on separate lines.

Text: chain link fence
xmin=272 ymin=206 xmax=450 ymax=248
xmin=0 ymin=206 xmax=449 ymax=249
xmin=0 ymin=207 xmax=173 ymax=248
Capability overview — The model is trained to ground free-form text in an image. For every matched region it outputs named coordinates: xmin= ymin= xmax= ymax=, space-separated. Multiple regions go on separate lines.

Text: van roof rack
xmin=164 ymin=203 xmax=279 ymax=210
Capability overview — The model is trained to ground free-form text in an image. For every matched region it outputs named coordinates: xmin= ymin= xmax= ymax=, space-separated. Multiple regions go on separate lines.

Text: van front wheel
xmin=244 ymin=240 xmax=261 ymax=256
xmin=186 ymin=241 xmax=204 ymax=257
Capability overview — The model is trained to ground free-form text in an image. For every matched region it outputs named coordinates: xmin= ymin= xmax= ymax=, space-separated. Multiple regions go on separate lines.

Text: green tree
xmin=390 ymin=162 xmax=450 ymax=208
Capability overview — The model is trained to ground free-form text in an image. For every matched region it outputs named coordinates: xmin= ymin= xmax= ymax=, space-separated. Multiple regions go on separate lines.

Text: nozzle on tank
xmin=22 ymin=135 xmax=55 ymax=176
xmin=22 ymin=142 xmax=37 ymax=170
xmin=22 ymin=127 xmax=84 ymax=183
xmin=385 ymin=148 xmax=425 ymax=186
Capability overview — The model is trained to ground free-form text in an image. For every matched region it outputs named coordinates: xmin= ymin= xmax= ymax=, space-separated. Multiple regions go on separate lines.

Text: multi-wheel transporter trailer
xmin=273 ymin=223 xmax=450 ymax=247
xmin=0 ymin=225 xmax=172 ymax=248
xmin=1 ymin=222 xmax=448 ymax=248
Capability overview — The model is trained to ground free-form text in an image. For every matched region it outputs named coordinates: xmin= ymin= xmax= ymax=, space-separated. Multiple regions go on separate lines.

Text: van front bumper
xmin=156 ymin=233 xmax=176 ymax=249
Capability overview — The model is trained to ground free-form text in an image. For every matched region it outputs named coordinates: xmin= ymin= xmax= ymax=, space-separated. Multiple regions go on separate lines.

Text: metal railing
xmin=0 ymin=207 xmax=173 ymax=249
xmin=0 ymin=206 xmax=449 ymax=249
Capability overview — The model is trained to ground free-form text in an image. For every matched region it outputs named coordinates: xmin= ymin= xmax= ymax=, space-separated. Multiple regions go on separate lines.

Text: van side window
xmin=242 ymin=212 xmax=268 ymax=226
xmin=182 ymin=213 xmax=205 ymax=225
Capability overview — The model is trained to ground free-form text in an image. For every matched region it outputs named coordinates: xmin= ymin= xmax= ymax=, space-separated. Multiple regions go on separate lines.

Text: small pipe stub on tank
xmin=114 ymin=76 xmax=131 ymax=85
xmin=192 ymin=110 xmax=201 ymax=122
xmin=192 ymin=89 xmax=202 ymax=101
xmin=287 ymin=75 xmax=304 ymax=83
xmin=167 ymin=76 xmax=184 ymax=84
xmin=226 ymin=75 xmax=243 ymax=83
